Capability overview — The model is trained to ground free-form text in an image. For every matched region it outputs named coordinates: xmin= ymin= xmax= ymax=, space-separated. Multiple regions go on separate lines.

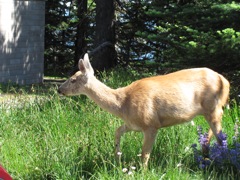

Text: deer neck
xmin=84 ymin=76 xmax=124 ymax=118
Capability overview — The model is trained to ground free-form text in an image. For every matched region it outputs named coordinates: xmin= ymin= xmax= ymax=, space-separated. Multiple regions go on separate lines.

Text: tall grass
xmin=0 ymin=69 xmax=239 ymax=179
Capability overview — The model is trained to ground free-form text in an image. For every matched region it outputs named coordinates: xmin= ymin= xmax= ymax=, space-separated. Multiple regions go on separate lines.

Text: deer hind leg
xmin=115 ymin=124 xmax=130 ymax=161
xmin=205 ymin=104 xmax=223 ymax=145
xmin=142 ymin=128 xmax=158 ymax=168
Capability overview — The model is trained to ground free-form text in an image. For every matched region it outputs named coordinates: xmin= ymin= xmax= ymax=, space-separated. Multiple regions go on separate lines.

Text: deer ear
xmin=78 ymin=53 xmax=94 ymax=75
xmin=78 ymin=59 xmax=86 ymax=74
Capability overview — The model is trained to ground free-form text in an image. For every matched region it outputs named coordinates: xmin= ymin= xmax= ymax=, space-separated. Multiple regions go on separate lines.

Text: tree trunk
xmin=92 ymin=0 xmax=117 ymax=71
xmin=75 ymin=0 xmax=88 ymax=66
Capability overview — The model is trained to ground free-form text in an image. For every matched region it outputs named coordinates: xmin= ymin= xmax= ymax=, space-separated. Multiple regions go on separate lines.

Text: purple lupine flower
xmin=235 ymin=142 xmax=240 ymax=148
xmin=209 ymin=131 xmax=229 ymax=168
xmin=199 ymin=163 xmax=205 ymax=169
xmin=197 ymin=157 xmax=211 ymax=169
xmin=192 ymin=126 xmax=240 ymax=171
xmin=229 ymin=149 xmax=239 ymax=167
xmin=198 ymin=132 xmax=209 ymax=156
xmin=209 ymin=144 xmax=226 ymax=167
xmin=217 ymin=131 xmax=228 ymax=149
xmin=199 ymin=133 xmax=209 ymax=146
xmin=191 ymin=144 xmax=197 ymax=148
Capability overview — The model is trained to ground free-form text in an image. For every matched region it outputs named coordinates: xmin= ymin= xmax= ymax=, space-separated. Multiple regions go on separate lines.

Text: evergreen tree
xmin=45 ymin=0 xmax=240 ymax=74
xmin=91 ymin=0 xmax=117 ymax=71
xmin=45 ymin=0 xmax=77 ymax=75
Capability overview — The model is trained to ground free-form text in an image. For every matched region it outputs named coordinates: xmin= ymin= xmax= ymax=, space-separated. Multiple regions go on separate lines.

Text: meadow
xmin=0 ymin=69 xmax=239 ymax=180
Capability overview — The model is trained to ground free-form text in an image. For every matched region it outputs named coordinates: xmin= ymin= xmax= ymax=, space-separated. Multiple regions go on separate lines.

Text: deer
xmin=58 ymin=53 xmax=230 ymax=168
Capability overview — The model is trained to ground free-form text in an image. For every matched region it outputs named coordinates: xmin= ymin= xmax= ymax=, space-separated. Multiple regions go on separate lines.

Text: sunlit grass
xmin=0 ymin=70 xmax=239 ymax=179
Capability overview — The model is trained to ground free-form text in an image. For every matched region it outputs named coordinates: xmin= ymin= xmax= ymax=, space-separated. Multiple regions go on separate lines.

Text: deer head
xmin=58 ymin=53 xmax=94 ymax=96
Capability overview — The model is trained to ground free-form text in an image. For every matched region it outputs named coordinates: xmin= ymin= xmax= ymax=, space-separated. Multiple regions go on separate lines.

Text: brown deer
xmin=58 ymin=53 xmax=230 ymax=167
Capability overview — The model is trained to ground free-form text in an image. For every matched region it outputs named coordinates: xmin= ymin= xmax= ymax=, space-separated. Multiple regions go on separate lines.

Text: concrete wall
xmin=0 ymin=0 xmax=45 ymax=84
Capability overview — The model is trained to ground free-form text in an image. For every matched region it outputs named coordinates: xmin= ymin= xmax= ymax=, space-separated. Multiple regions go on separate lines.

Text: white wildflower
xmin=117 ymin=152 xmax=122 ymax=156
xmin=131 ymin=166 xmax=136 ymax=170
xmin=185 ymin=146 xmax=190 ymax=152
xmin=128 ymin=171 xmax=133 ymax=175
xmin=122 ymin=168 xmax=128 ymax=173
xmin=191 ymin=121 xmax=195 ymax=126
xmin=177 ymin=163 xmax=183 ymax=168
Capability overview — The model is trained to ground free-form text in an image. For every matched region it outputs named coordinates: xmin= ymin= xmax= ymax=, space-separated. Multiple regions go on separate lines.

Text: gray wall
xmin=0 ymin=0 xmax=45 ymax=84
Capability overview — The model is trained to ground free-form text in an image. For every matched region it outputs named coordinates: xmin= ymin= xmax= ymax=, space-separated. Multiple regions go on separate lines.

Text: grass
xmin=0 ymin=69 xmax=239 ymax=179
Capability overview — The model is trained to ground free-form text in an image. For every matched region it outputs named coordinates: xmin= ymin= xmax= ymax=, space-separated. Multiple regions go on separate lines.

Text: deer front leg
xmin=142 ymin=128 xmax=158 ymax=168
xmin=115 ymin=124 xmax=130 ymax=161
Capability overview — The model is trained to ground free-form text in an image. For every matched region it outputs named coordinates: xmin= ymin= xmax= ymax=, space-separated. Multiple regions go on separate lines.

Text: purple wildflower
xmin=197 ymin=126 xmax=209 ymax=153
xmin=192 ymin=126 xmax=240 ymax=171
xmin=199 ymin=133 xmax=209 ymax=146
xmin=217 ymin=131 xmax=228 ymax=149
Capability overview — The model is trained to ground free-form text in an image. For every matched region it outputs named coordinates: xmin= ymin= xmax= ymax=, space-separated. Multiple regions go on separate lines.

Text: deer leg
xmin=115 ymin=124 xmax=130 ymax=161
xmin=205 ymin=105 xmax=223 ymax=146
xmin=207 ymin=128 xmax=213 ymax=144
xmin=142 ymin=128 xmax=158 ymax=168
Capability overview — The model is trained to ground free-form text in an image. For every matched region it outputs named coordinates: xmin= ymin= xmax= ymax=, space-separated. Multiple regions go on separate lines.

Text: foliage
xmin=45 ymin=0 xmax=77 ymax=75
xmin=45 ymin=0 xmax=240 ymax=78
xmin=134 ymin=1 xmax=240 ymax=71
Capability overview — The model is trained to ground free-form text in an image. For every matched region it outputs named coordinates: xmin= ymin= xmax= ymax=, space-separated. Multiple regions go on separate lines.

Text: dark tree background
xmin=91 ymin=0 xmax=117 ymax=71
xmin=75 ymin=0 xmax=88 ymax=67
xmin=45 ymin=0 xmax=240 ymax=97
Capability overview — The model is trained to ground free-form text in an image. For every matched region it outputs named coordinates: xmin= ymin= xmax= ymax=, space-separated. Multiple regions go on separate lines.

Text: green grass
xmin=0 ymin=70 xmax=239 ymax=179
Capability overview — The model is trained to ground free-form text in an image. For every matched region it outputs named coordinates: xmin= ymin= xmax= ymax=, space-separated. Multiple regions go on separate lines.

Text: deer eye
xmin=70 ymin=78 xmax=76 ymax=83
